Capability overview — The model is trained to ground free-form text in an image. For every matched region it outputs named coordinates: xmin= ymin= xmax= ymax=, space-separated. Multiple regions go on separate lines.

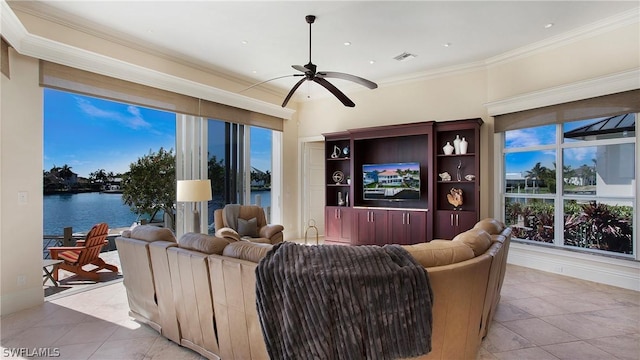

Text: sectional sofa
xmin=115 ymin=218 xmax=511 ymax=360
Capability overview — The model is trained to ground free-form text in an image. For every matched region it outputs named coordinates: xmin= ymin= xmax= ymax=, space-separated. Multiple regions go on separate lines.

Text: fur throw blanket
xmin=255 ymin=242 xmax=433 ymax=360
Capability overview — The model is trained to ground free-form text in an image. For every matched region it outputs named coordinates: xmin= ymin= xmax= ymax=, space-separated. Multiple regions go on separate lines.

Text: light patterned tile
xmin=493 ymin=302 xmax=534 ymax=322
xmin=586 ymin=333 xmax=640 ymax=360
xmin=506 ymin=297 xmax=570 ymax=317
xmin=42 ymin=341 xmax=103 ymax=360
xmin=1 ymin=323 xmax=76 ymax=348
xmin=476 ymin=346 xmax=499 ymax=360
xmin=482 ymin=323 xmax=534 ymax=353
xmin=493 ymin=347 xmax=560 ymax=360
xmin=89 ymin=337 xmax=156 ymax=360
xmin=541 ymin=341 xmax=618 ymax=360
xmin=541 ymin=312 xmax=630 ymax=340
xmin=501 ymin=318 xmax=578 ymax=345
xmin=53 ymin=320 xmax=119 ymax=346
xmin=108 ymin=319 xmax=161 ymax=341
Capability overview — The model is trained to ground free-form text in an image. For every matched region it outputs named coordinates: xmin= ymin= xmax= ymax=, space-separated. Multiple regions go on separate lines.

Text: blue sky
xmin=504 ymin=122 xmax=599 ymax=174
xmin=45 ymin=89 xmax=271 ymax=178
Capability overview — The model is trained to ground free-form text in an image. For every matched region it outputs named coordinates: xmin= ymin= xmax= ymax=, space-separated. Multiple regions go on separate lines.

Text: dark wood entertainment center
xmin=324 ymin=118 xmax=483 ymax=245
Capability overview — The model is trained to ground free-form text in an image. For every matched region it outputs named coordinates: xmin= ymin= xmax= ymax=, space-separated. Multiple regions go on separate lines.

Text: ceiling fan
xmin=245 ymin=15 xmax=378 ymax=108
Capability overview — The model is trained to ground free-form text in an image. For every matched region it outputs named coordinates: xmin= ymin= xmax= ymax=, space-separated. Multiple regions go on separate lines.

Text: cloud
xmin=75 ymin=97 xmax=151 ymax=129
xmin=564 ymin=147 xmax=596 ymax=165
xmin=505 ymin=128 xmax=554 ymax=148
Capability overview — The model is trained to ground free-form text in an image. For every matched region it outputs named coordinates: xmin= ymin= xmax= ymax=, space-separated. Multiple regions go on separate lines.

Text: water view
xmin=44 ymin=191 xmax=272 ymax=236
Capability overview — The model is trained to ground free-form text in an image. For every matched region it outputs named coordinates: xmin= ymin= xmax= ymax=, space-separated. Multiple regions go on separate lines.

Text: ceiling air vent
xmin=393 ymin=52 xmax=417 ymax=62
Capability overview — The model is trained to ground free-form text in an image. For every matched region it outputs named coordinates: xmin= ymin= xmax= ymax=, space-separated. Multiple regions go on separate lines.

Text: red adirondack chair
xmin=48 ymin=222 xmax=118 ymax=281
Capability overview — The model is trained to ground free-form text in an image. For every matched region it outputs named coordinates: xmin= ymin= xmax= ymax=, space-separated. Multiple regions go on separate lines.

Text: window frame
xmin=498 ymin=115 xmax=637 ymax=259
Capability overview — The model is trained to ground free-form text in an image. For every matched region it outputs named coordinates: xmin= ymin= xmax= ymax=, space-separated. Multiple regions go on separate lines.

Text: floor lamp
xmin=177 ymin=179 xmax=212 ymax=233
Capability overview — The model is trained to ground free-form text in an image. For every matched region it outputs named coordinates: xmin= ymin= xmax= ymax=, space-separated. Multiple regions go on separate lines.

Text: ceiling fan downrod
xmin=306 ymin=15 xmax=315 ymax=68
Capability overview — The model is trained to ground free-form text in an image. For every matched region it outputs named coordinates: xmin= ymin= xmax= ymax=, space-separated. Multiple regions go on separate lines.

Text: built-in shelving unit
xmin=323 ymin=118 xmax=482 ymax=245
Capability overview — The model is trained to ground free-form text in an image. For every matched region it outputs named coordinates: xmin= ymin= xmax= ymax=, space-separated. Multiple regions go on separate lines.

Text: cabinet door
xmin=456 ymin=211 xmax=477 ymax=234
xmin=325 ymin=207 xmax=351 ymax=244
xmin=353 ymin=209 xmax=387 ymax=245
xmin=435 ymin=210 xmax=477 ymax=239
xmin=405 ymin=211 xmax=427 ymax=244
xmin=434 ymin=211 xmax=457 ymax=240
xmin=388 ymin=211 xmax=427 ymax=245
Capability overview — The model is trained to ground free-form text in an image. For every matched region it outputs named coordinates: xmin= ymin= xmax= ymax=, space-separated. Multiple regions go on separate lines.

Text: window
xmin=502 ymin=114 xmax=636 ymax=256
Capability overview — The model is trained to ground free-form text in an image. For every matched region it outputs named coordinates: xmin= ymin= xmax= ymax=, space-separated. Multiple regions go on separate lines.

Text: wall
xmin=0 ymin=49 xmax=44 ymax=315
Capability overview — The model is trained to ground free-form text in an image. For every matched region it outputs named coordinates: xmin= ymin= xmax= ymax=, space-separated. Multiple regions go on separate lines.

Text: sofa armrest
xmin=215 ymin=227 xmax=241 ymax=242
xmin=259 ymin=224 xmax=284 ymax=239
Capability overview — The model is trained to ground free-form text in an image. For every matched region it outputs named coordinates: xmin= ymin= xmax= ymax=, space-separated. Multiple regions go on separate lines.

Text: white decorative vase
xmin=459 ymin=137 xmax=468 ymax=154
xmin=453 ymin=135 xmax=461 ymax=154
xmin=443 ymin=142 xmax=454 ymax=155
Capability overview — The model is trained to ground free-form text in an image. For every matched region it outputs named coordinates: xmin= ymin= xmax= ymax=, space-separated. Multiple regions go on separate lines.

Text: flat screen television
xmin=362 ymin=162 xmax=421 ymax=201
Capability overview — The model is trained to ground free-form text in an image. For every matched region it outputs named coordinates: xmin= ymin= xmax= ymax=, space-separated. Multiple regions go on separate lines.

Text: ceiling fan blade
xmin=240 ymin=74 xmax=303 ymax=93
xmin=292 ymin=65 xmax=308 ymax=73
xmin=318 ymin=71 xmax=378 ymax=89
xmin=281 ymin=77 xmax=307 ymax=107
xmin=313 ymin=77 xmax=355 ymax=107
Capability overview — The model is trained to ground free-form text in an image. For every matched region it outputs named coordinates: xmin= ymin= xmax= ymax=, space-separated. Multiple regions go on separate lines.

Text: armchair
xmin=214 ymin=204 xmax=284 ymax=244
xmin=48 ymin=222 xmax=118 ymax=281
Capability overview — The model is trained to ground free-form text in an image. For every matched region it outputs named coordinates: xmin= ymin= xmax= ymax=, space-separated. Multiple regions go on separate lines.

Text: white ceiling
xmin=8 ymin=1 xmax=639 ymax=104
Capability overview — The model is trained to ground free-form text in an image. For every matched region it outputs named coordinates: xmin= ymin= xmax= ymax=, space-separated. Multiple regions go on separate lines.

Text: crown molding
xmin=485 ymin=7 xmax=639 ymax=67
xmin=485 ymin=68 xmax=640 ymax=116
xmin=1 ymin=1 xmax=294 ymax=120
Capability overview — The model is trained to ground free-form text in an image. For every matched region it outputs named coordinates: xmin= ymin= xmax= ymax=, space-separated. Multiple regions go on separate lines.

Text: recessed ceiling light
xmin=241 ymin=40 xmax=248 ymax=45
xmin=544 ymin=23 xmax=554 ymax=29
xmin=369 ymin=60 xmax=376 ymax=64
xmin=252 ymin=70 xmax=257 ymax=74
xmin=344 ymin=41 xmax=352 ymax=46
xmin=443 ymin=43 xmax=452 ymax=48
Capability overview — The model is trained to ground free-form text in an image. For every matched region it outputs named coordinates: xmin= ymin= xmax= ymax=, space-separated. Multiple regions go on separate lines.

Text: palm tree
xmin=58 ymin=164 xmax=74 ymax=179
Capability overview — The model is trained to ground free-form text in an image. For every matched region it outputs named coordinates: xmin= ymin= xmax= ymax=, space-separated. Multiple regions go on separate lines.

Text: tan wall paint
xmin=487 ymin=23 xmax=639 ymax=101
xmin=1 ymin=49 xmax=45 ymax=315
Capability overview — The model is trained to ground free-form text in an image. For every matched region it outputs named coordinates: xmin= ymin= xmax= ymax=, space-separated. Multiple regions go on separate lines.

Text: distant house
xmin=377 ymin=170 xmax=402 ymax=186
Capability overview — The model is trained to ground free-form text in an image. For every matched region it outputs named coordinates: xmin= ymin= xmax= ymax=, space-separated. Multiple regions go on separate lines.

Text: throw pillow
xmin=237 ymin=217 xmax=258 ymax=237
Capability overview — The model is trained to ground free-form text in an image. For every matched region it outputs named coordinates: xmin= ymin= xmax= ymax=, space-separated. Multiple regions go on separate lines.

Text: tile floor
xmin=1 ymin=263 xmax=639 ymax=359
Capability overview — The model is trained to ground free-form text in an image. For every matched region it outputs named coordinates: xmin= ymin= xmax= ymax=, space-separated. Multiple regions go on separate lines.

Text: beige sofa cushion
xmin=473 ymin=218 xmax=505 ymax=235
xmin=222 ymin=241 xmax=273 ymax=263
xmin=179 ymin=233 xmax=230 ymax=255
xmin=124 ymin=225 xmax=177 ymax=243
xmin=453 ymin=229 xmax=491 ymax=256
xmin=402 ymin=240 xmax=475 ymax=268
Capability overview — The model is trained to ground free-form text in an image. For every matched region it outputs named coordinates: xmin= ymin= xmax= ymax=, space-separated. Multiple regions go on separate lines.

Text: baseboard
xmin=507 ymin=242 xmax=640 ymax=291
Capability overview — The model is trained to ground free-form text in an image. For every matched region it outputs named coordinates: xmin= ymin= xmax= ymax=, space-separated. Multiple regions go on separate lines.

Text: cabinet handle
xmin=407 ymin=212 xmax=411 ymax=225
xmin=338 ymin=209 xmax=341 ymax=219
xmin=335 ymin=209 xmax=339 ymax=219
xmin=371 ymin=212 xmax=374 ymax=222
xmin=402 ymin=213 xmax=406 ymax=225
xmin=456 ymin=214 xmax=460 ymax=226
xmin=450 ymin=213 xmax=454 ymax=226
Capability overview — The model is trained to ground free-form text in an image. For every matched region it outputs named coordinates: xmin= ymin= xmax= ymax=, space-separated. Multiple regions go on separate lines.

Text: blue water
xmin=43 ymin=193 xmax=139 ymax=235
xmin=44 ymin=190 xmax=272 ymax=236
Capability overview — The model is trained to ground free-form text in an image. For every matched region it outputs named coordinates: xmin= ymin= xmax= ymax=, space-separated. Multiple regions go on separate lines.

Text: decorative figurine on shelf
xmin=447 ymin=188 xmax=464 ymax=209
xmin=337 ymin=191 xmax=345 ymax=206
xmin=342 ymin=146 xmax=350 ymax=157
xmin=456 ymin=160 xmax=463 ymax=181
xmin=453 ymin=135 xmax=462 ymax=154
xmin=345 ymin=192 xmax=349 ymax=206
xmin=331 ymin=145 xmax=341 ymax=158
xmin=332 ymin=170 xmax=344 ymax=184
xmin=460 ymin=137 xmax=468 ymax=154
xmin=465 ymin=174 xmax=475 ymax=181
xmin=443 ymin=142 xmax=454 ymax=155
xmin=439 ymin=172 xmax=452 ymax=181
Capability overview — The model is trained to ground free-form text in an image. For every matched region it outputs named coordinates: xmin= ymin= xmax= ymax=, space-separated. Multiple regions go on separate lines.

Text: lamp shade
xmin=177 ymin=180 xmax=212 ymax=202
